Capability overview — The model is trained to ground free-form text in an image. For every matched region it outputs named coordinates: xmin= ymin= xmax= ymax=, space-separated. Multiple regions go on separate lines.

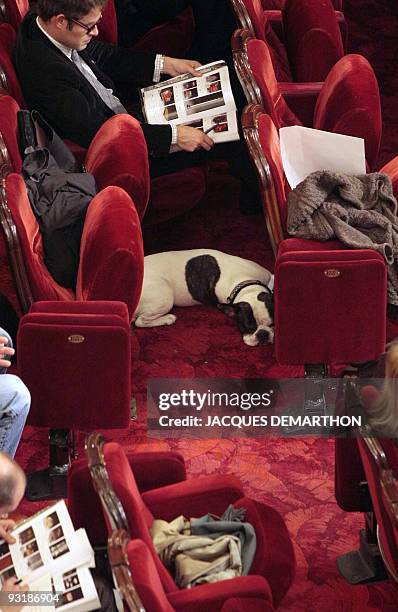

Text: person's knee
xmin=0 ymin=375 xmax=31 ymax=418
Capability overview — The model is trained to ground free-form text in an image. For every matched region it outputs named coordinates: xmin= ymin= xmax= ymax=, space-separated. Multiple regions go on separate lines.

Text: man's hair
xmin=35 ymin=0 xmax=107 ymax=21
xmin=0 ymin=473 xmax=19 ymax=508
xmin=0 ymin=454 xmax=26 ymax=510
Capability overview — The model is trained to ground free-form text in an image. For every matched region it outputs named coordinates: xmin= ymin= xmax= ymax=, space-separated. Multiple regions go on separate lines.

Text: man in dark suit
xmin=14 ymin=0 xmax=260 ymax=211
xmin=14 ymin=0 xmax=214 ymax=155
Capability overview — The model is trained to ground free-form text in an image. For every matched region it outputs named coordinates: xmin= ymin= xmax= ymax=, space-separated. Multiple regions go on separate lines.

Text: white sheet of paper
xmin=280 ymin=126 xmax=366 ymax=189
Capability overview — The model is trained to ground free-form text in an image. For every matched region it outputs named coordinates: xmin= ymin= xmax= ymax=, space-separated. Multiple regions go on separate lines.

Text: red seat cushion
xmin=85 ymin=114 xmax=150 ymax=221
xmin=127 ymin=539 xmax=276 ymax=612
xmin=313 ymin=54 xmax=382 ymax=171
xmin=77 ymin=186 xmax=144 ymax=320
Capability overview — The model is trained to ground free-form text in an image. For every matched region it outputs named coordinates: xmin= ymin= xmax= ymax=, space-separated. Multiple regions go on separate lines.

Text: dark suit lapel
xmin=79 ymin=49 xmax=116 ymax=90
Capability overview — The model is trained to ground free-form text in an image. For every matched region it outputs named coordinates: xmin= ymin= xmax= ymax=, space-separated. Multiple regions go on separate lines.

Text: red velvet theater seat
xmin=108 ymin=531 xmax=276 ymax=612
xmin=98 ymin=0 xmax=194 ymax=57
xmin=0 ymin=0 xmax=29 ymax=30
xmin=68 ymin=436 xmax=295 ymax=608
xmin=230 ymin=0 xmax=345 ymax=82
xmin=2 ymin=171 xmax=144 ymax=320
xmin=233 ymin=30 xmax=382 ymax=170
xmin=313 ymin=54 xmax=382 ymax=171
xmin=282 ymin=0 xmax=344 ymax=82
xmin=241 ymin=105 xmax=387 ymax=366
xmin=68 ymin=449 xmax=188 ymax=546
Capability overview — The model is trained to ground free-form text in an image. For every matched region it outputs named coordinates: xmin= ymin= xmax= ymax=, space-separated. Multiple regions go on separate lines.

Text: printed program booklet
xmin=0 ymin=500 xmax=100 ymax=612
xmin=140 ymin=60 xmax=239 ymax=144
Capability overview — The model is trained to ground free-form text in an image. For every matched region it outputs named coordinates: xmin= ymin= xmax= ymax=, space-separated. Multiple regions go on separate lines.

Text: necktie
xmin=71 ymin=50 xmax=127 ymax=115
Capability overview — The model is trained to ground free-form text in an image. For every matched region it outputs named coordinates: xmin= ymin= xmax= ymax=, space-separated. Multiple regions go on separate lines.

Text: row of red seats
xmin=231 ymin=5 xmax=398 ymax=588
xmin=230 ymin=0 xmax=347 ymax=82
xmin=0 ymin=3 xmax=165 ymax=501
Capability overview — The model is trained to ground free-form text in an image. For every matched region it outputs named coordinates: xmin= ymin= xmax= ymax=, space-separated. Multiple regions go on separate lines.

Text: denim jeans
xmin=0 ymin=327 xmax=30 ymax=457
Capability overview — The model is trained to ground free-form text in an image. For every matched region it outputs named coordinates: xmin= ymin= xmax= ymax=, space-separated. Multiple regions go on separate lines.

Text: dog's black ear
xmin=257 ymin=290 xmax=274 ymax=316
xmin=217 ymin=303 xmax=236 ymax=318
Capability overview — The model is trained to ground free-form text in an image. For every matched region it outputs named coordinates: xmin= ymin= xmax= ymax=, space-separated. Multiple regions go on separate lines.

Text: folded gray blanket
xmin=287 ymin=171 xmax=398 ymax=304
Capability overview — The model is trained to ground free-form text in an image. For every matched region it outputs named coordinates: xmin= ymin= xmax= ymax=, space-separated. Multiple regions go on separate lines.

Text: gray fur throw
xmin=287 ymin=171 xmax=398 ymax=304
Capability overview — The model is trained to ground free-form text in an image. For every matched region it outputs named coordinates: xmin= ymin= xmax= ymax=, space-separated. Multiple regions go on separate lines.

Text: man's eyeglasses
xmin=68 ymin=15 xmax=102 ymax=34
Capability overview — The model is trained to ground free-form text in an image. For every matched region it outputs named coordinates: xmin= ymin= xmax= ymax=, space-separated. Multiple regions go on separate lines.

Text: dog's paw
xmin=135 ymin=313 xmax=176 ymax=327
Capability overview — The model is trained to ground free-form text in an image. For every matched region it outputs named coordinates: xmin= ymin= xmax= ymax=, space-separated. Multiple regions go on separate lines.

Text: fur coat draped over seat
xmin=287 ymin=171 xmax=398 ymax=304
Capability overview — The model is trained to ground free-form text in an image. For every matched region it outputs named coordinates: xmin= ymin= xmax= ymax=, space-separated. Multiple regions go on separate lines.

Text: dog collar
xmin=227 ymin=281 xmax=273 ymax=304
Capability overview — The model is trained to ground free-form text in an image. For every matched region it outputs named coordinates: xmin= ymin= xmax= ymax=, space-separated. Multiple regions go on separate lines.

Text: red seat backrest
xmin=232 ymin=0 xmax=292 ymax=80
xmin=257 ymin=112 xmax=288 ymax=232
xmin=241 ymin=0 xmax=267 ymax=38
xmin=313 ymin=54 xmax=382 ymax=171
xmin=283 ymin=0 xmax=344 ymax=82
xmin=76 ymin=185 xmax=144 ymax=318
xmin=241 ymin=106 xmax=287 ymax=253
xmin=0 ymin=23 xmax=25 ymax=107
xmin=0 ymin=95 xmax=22 ymax=173
xmin=1 ymin=0 xmax=29 ymax=30
xmin=97 ymin=0 xmax=118 ymax=44
xmin=245 ymin=37 xmax=300 ymax=128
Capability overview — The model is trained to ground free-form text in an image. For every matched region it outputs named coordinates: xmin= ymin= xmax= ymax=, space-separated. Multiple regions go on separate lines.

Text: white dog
xmin=134 ymin=249 xmax=274 ymax=346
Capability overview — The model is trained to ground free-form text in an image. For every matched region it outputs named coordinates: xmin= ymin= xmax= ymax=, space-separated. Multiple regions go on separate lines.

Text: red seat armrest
xmin=264 ymin=10 xmax=284 ymax=40
xmin=279 ymin=81 xmax=322 ymax=126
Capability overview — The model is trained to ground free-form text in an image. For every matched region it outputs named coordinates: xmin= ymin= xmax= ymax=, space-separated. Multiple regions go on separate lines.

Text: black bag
xmin=17 ymin=110 xmax=97 ymax=289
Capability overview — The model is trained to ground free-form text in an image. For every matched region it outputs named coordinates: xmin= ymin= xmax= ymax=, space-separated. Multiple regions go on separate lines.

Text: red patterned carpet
xmin=12 ymin=0 xmax=398 ymax=610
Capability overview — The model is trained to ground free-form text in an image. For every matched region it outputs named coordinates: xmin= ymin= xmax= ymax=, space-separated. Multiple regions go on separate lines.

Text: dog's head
xmin=218 ymin=288 xmax=274 ymax=346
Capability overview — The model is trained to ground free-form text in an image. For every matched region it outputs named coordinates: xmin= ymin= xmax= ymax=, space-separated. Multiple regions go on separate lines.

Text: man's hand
xmin=0 ymin=519 xmax=16 ymax=544
xmin=176 ymin=126 xmax=214 ymax=152
xmin=2 ymin=577 xmax=29 ymax=612
xmin=0 ymin=336 xmax=14 ymax=369
xmin=163 ymin=57 xmax=202 ymax=77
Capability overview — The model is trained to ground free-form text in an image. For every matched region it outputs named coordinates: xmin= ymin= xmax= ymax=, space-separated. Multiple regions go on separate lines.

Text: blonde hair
xmin=367 ymin=343 xmax=398 ymax=437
